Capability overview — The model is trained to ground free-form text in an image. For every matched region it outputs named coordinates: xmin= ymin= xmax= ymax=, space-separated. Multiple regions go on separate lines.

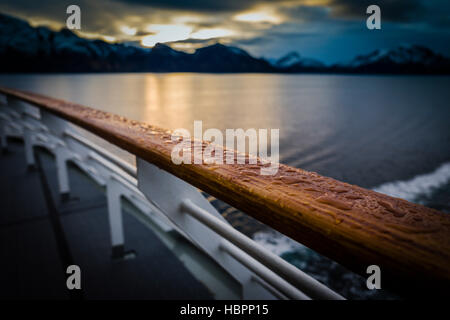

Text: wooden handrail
xmin=1 ymin=86 xmax=449 ymax=296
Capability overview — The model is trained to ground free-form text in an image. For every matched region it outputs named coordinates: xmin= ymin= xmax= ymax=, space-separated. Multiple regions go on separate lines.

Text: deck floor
xmin=0 ymin=139 xmax=213 ymax=299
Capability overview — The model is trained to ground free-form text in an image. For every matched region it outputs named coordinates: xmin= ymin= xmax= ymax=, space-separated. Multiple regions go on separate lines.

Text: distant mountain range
xmin=1 ymin=13 xmax=449 ymax=74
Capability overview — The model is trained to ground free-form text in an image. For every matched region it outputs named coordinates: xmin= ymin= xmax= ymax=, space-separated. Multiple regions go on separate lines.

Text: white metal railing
xmin=0 ymin=93 xmax=344 ymax=300
xmin=181 ymin=199 xmax=342 ymax=300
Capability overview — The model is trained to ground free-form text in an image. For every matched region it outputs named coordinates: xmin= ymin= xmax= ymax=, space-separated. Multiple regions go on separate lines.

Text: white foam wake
xmin=253 ymin=230 xmax=308 ymax=256
xmin=372 ymin=162 xmax=450 ymax=202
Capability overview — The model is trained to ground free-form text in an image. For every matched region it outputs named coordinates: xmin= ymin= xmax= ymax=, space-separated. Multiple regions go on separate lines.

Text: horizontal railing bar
xmin=1 ymin=86 xmax=449 ymax=295
xmin=219 ymin=241 xmax=310 ymax=300
xmin=181 ymin=199 xmax=343 ymax=300
xmin=88 ymin=152 xmax=137 ymax=186
xmin=64 ymin=129 xmax=137 ymax=177
xmin=250 ymin=276 xmax=288 ymax=300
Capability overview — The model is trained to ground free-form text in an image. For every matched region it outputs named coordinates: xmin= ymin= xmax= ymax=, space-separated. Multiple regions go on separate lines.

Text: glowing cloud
xmin=78 ymin=31 xmax=116 ymax=42
xmin=234 ymin=11 xmax=281 ymax=24
xmin=119 ymin=25 xmax=137 ymax=36
xmin=141 ymin=24 xmax=193 ymax=47
xmin=190 ymin=28 xmax=234 ymax=40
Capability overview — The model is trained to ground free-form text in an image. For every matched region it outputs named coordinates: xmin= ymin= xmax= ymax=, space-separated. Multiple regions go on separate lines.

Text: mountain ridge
xmin=0 ymin=13 xmax=449 ymax=74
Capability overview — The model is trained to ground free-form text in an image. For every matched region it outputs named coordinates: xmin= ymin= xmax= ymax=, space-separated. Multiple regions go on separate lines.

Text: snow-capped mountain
xmin=272 ymin=51 xmax=325 ymax=70
xmin=335 ymin=45 xmax=450 ymax=73
xmin=274 ymin=52 xmax=303 ymax=68
xmin=191 ymin=43 xmax=272 ymax=72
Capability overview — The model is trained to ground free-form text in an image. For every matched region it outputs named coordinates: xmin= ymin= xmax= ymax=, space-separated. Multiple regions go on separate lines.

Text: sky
xmin=0 ymin=0 xmax=449 ymax=63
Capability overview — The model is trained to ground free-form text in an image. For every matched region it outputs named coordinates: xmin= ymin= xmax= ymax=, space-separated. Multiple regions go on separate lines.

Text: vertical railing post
xmin=0 ymin=119 xmax=7 ymax=151
xmin=106 ymin=177 xmax=126 ymax=259
xmin=39 ymin=110 xmax=73 ymax=199
xmin=23 ymin=126 xmax=36 ymax=169
xmin=6 ymin=98 xmax=41 ymax=169
xmin=0 ymin=94 xmax=6 ymax=152
xmin=55 ymin=147 xmax=71 ymax=200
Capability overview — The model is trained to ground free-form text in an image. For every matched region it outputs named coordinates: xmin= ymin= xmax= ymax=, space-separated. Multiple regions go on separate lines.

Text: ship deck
xmin=0 ymin=138 xmax=214 ymax=299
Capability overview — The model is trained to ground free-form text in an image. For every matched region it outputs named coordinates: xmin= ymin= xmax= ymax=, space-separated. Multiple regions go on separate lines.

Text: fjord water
xmin=1 ymin=73 xmax=449 ymax=298
xmin=2 ymin=73 xmax=449 ymax=197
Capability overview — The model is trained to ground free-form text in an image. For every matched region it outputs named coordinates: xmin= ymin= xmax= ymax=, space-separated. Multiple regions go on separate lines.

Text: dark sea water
xmin=1 ymin=73 xmax=449 ymax=299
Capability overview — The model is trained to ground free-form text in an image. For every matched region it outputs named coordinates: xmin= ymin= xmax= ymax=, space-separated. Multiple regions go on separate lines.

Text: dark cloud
xmin=277 ymin=5 xmax=330 ymax=22
xmin=231 ymin=37 xmax=267 ymax=46
xmin=135 ymin=30 xmax=155 ymax=36
xmin=113 ymin=0 xmax=293 ymax=13
xmin=0 ymin=0 xmax=173 ymax=36
xmin=0 ymin=0 xmax=76 ymax=22
xmin=420 ymin=0 xmax=450 ymax=28
xmin=114 ymin=0 xmax=255 ymax=12
xmin=329 ymin=0 xmax=424 ymax=22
